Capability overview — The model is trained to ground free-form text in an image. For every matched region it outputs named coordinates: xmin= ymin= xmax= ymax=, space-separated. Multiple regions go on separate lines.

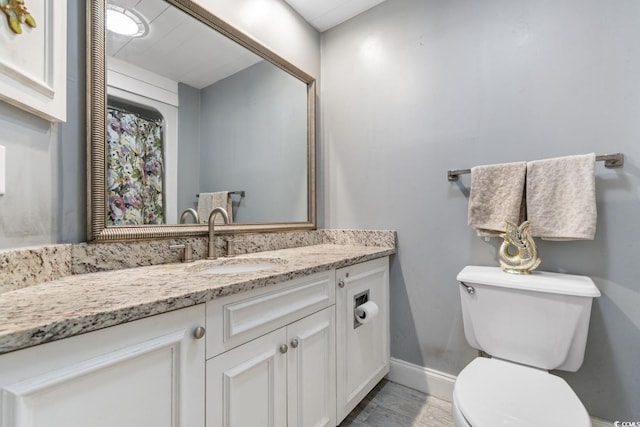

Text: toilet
xmin=453 ymin=266 xmax=601 ymax=427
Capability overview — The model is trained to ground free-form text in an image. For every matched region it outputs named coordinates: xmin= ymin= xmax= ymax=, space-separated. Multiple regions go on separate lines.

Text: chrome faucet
xmin=207 ymin=207 xmax=230 ymax=259
xmin=179 ymin=208 xmax=200 ymax=224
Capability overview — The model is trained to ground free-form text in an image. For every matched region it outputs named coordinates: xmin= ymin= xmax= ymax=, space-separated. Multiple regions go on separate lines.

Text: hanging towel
xmin=526 ymin=153 xmax=596 ymax=240
xmin=468 ymin=161 xmax=527 ymax=237
xmin=197 ymin=191 xmax=233 ymax=224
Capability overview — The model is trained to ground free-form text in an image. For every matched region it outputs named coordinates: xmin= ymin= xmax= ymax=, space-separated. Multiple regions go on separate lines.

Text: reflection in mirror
xmin=88 ymin=0 xmax=316 ymax=241
xmin=106 ymin=0 xmax=307 ymax=225
xmin=106 ymin=97 xmax=167 ymax=225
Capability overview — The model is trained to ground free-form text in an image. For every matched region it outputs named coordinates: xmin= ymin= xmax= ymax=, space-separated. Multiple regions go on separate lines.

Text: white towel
xmin=526 ymin=153 xmax=596 ymax=240
xmin=468 ymin=161 xmax=527 ymax=237
xmin=197 ymin=192 xmax=233 ymax=224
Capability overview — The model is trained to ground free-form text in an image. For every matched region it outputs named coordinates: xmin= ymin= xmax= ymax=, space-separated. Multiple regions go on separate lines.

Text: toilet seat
xmin=454 ymin=358 xmax=591 ymax=427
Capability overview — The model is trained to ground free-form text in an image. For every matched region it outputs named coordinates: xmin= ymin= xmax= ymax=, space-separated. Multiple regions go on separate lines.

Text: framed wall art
xmin=0 ymin=0 xmax=66 ymax=122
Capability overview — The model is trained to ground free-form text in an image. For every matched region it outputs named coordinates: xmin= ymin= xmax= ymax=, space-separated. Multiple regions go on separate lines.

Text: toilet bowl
xmin=452 ymin=358 xmax=591 ymax=427
xmin=454 ymin=266 xmax=600 ymax=427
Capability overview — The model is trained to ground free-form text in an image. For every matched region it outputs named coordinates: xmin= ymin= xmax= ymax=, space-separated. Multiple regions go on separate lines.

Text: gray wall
xmin=199 ymin=60 xmax=308 ymax=223
xmin=322 ymin=0 xmax=640 ymax=420
xmin=177 ymin=83 xmax=202 ymax=218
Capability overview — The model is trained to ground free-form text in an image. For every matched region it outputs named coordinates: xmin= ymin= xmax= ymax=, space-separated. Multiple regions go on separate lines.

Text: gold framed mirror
xmin=87 ymin=0 xmax=316 ymax=242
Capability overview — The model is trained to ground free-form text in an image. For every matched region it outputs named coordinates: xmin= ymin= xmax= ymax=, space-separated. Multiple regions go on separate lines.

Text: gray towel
xmin=526 ymin=153 xmax=596 ymax=240
xmin=197 ymin=192 xmax=233 ymax=224
xmin=468 ymin=161 xmax=527 ymax=237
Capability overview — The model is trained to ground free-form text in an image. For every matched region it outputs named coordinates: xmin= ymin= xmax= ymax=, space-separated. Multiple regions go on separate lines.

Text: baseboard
xmin=386 ymin=357 xmax=456 ymax=402
xmin=387 ymin=357 xmax=614 ymax=426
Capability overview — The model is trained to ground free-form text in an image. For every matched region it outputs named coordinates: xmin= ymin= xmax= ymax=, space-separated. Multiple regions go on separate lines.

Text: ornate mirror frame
xmin=87 ymin=0 xmax=316 ymax=242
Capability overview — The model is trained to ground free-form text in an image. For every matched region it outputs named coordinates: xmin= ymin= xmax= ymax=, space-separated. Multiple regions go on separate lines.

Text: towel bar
xmin=447 ymin=152 xmax=624 ymax=182
xmin=196 ymin=191 xmax=245 ymax=197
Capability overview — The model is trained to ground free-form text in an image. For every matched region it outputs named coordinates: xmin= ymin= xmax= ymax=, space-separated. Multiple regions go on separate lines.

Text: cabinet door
xmin=287 ymin=306 xmax=336 ymax=427
xmin=0 ymin=305 xmax=206 ymax=427
xmin=336 ymin=257 xmax=390 ymax=423
xmin=206 ymin=328 xmax=287 ymax=427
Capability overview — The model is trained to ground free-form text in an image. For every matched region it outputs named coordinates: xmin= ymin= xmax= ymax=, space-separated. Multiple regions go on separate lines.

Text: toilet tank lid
xmin=457 ymin=266 xmax=601 ymax=297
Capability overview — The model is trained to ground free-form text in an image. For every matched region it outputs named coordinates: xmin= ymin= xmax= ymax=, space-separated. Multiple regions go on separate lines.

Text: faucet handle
xmin=170 ymin=242 xmax=194 ymax=263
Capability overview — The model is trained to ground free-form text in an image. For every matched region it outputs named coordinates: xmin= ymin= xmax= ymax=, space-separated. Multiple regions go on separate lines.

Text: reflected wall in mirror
xmin=88 ymin=0 xmax=316 ymax=242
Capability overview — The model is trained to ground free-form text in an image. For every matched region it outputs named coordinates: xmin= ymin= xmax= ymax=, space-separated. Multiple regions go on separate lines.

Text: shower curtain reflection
xmin=106 ymin=106 xmax=166 ymax=225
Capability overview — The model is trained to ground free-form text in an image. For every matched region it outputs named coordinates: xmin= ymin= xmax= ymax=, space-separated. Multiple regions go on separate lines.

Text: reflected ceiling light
xmin=106 ymin=5 xmax=148 ymax=37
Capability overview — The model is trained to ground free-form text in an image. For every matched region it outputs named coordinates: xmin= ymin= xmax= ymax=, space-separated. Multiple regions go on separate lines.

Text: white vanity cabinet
xmin=335 ymin=257 xmax=390 ymax=423
xmin=205 ymin=271 xmax=336 ymax=427
xmin=206 ymin=256 xmax=390 ymax=427
xmin=0 ymin=254 xmax=391 ymax=427
xmin=0 ymin=304 xmax=206 ymax=427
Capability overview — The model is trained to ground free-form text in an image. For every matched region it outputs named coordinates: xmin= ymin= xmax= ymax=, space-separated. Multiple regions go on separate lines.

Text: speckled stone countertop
xmin=0 ymin=243 xmax=394 ymax=355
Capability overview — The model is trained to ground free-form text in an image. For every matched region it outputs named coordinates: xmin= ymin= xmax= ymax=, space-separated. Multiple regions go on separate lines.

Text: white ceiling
xmin=283 ymin=0 xmax=387 ymax=32
xmin=107 ymin=0 xmax=262 ymax=89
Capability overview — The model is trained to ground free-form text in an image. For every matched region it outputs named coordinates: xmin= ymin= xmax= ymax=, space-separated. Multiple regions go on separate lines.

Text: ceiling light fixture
xmin=106 ymin=4 xmax=148 ymax=37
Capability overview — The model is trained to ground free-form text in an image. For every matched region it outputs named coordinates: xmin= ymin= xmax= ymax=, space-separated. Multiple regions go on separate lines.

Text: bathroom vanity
xmin=0 ymin=242 xmax=392 ymax=427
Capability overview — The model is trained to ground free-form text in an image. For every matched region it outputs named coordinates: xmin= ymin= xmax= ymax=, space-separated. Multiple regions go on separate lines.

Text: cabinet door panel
xmin=287 ymin=307 xmax=336 ymax=427
xmin=206 ymin=329 xmax=287 ymax=427
xmin=3 ymin=333 xmax=179 ymax=427
xmin=0 ymin=305 xmax=205 ymax=427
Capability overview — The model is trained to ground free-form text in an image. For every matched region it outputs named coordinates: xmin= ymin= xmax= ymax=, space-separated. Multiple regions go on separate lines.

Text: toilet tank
xmin=456 ymin=266 xmax=601 ymax=372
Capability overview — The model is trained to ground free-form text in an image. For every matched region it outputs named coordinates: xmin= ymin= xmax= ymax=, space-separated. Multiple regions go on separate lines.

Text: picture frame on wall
xmin=0 ymin=0 xmax=67 ymax=122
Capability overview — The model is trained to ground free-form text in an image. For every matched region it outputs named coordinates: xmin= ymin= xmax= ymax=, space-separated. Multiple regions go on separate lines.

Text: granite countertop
xmin=0 ymin=244 xmax=394 ymax=355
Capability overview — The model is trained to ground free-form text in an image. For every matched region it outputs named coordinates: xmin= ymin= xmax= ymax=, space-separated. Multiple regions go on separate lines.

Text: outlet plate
xmin=0 ymin=145 xmax=5 ymax=196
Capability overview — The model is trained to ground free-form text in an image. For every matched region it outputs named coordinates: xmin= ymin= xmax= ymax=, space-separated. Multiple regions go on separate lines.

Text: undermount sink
xmin=185 ymin=257 xmax=286 ymax=275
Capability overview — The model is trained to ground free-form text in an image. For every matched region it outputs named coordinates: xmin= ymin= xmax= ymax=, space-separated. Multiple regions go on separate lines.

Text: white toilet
xmin=453 ymin=266 xmax=601 ymax=427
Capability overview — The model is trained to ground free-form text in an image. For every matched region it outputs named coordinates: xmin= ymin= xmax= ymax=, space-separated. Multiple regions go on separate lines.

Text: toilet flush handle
xmin=459 ymin=281 xmax=475 ymax=294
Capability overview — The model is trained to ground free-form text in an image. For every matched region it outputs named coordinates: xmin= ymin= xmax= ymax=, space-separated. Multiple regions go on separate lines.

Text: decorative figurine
xmin=498 ymin=220 xmax=541 ymax=274
xmin=1 ymin=0 xmax=36 ymax=35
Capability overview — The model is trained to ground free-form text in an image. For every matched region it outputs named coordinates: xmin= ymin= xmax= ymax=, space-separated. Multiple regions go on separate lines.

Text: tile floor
xmin=339 ymin=380 xmax=454 ymax=427
xmin=340 ymin=379 xmax=613 ymax=427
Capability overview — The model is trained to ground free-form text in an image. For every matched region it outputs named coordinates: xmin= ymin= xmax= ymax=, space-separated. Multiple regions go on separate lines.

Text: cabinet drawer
xmin=206 ymin=270 xmax=334 ymax=358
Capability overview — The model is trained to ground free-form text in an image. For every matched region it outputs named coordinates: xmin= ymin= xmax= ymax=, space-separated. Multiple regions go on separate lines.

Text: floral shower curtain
xmin=106 ymin=108 xmax=165 ymax=225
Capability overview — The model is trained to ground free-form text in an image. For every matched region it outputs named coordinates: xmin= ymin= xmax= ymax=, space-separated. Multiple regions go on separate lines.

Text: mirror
xmin=88 ymin=0 xmax=316 ymax=242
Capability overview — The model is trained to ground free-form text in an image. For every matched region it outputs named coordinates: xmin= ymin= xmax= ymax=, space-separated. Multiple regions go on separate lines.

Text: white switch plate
xmin=0 ymin=145 xmax=5 ymax=196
